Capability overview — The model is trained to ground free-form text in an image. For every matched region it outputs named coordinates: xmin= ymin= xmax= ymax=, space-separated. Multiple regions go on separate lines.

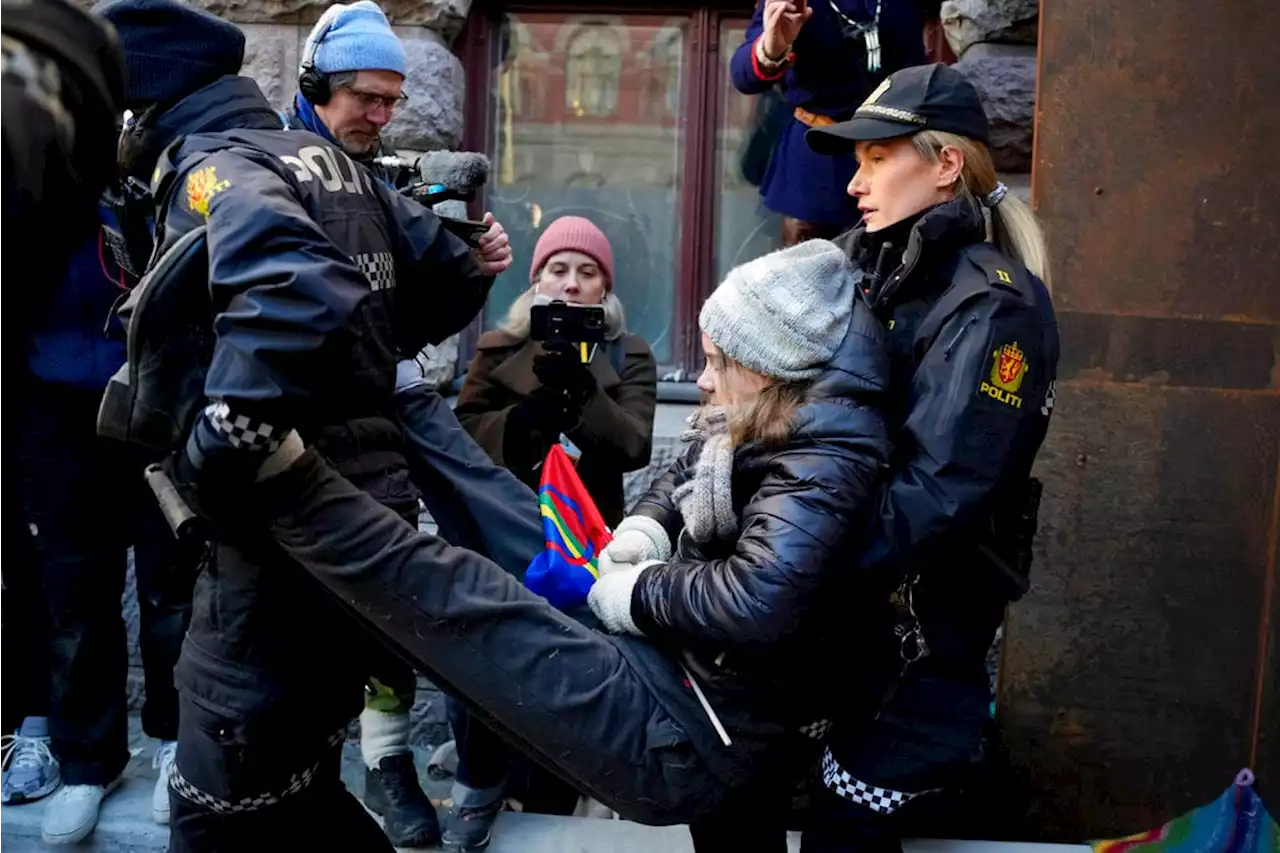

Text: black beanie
xmin=93 ymin=0 xmax=245 ymax=108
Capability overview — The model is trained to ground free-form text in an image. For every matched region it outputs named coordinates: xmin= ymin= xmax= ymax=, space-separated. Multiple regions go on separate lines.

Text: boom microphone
xmin=374 ymin=151 xmax=492 ymax=206
xmin=415 ymin=150 xmax=490 ymax=194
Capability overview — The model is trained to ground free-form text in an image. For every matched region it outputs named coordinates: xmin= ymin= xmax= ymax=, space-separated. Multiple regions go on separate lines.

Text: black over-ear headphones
xmin=298 ymin=14 xmax=338 ymax=105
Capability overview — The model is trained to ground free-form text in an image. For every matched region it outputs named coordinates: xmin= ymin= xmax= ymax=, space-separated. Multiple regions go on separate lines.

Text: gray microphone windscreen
xmin=415 ymin=151 xmax=491 ymax=192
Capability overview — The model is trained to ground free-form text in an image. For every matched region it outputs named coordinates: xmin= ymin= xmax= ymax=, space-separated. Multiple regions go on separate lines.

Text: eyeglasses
xmin=345 ymin=88 xmax=409 ymax=114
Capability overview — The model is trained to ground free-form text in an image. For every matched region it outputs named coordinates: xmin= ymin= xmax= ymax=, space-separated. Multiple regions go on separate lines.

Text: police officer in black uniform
xmin=799 ymin=63 xmax=1060 ymax=851
xmin=91 ymin=1 xmax=512 ymax=849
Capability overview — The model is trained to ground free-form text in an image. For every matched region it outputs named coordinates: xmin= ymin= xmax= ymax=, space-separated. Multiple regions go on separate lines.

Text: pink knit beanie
xmin=529 ymin=216 xmax=615 ymax=289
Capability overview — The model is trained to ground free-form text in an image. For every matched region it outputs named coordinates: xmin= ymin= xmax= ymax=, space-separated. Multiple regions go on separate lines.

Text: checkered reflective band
xmin=205 ymin=402 xmax=281 ymax=453
xmin=169 ymin=729 xmax=346 ymax=814
xmin=352 ymin=251 xmax=396 ymax=291
xmin=821 ymin=747 xmax=940 ymax=814
xmin=799 ymin=719 xmax=833 ymax=740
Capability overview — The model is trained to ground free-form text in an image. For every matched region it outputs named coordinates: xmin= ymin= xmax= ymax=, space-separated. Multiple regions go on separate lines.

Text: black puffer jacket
xmin=626 ymin=296 xmax=896 ymax=743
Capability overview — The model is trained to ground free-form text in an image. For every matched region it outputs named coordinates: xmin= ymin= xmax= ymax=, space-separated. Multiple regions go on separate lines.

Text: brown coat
xmin=454 ymin=329 xmax=658 ymax=526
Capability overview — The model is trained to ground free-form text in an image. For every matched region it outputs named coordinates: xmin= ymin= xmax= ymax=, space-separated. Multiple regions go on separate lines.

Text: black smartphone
xmin=530 ymin=300 xmax=607 ymax=346
xmin=439 ymin=215 xmax=491 ymax=248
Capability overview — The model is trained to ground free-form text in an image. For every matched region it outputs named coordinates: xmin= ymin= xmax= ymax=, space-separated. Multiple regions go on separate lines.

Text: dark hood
xmin=127 ymin=75 xmax=281 ymax=177
xmin=150 ymin=75 xmax=282 ymax=148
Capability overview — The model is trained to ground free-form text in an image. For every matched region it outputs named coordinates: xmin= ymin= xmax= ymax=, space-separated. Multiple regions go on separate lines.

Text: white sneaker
xmin=40 ymin=777 xmax=121 ymax=845
xmin=152 ymin=740 xmax=178 ymax=825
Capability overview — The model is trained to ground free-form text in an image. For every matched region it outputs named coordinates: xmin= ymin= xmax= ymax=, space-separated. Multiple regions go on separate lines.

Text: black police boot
xmin=364 ymin=753 xmax=442 ymax=848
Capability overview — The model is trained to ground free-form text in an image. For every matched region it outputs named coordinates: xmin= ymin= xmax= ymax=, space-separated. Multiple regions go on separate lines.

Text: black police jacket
xmin=625 ymin=297 xmax=896 ymax=747
xmin=144 ymin=76 xmax=491 ymax=507
xmin=835 ymin=198 xmax=1060 ymax=674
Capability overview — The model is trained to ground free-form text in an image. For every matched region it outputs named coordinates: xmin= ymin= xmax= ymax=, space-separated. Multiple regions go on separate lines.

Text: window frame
xmin=457 ymin=0 xmax=758 ymax=380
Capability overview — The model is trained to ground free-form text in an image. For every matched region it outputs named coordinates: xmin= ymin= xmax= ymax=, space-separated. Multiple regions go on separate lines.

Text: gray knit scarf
xmin=673 ymin=406 xmax=738 ymax=544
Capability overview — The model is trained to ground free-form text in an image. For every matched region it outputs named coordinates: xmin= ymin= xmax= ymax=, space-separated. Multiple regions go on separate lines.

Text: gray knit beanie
xmin=699 ymin=239 xmax=857 ymax=382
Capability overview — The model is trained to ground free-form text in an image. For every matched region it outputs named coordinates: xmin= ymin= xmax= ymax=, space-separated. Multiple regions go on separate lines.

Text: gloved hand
xmin=533 ymin=348 xmax=597 ymax=408
xmin=597 ymin=530 xmax=655 ymax=577
xmin=518 ymin=385 xmax=581 ymax=432
xmin=587 ymin=561 xmax=664 ymax=636
xmin=600 ymin=515 xmax=673 ymax=576
xmin=503 ymin=387 xmax=580 ymax=468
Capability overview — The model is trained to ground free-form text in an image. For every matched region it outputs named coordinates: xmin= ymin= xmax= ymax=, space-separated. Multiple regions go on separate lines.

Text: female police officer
xmin=799 ymin=62 xmax=1059 ymax=851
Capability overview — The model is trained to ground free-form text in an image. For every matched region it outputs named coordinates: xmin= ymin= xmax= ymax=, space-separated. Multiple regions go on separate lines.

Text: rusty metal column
xmin=1000 ymin=0 xmax=1280 ymax=840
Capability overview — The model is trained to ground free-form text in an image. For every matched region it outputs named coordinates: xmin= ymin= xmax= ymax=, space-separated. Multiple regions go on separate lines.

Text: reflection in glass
xmin=714 ymin=22 xmax=783 ymax=282
xmin=565 ymin=26 xmax=622 ymax=118
xmin=488 ymin=13 xmax=686 ymax=364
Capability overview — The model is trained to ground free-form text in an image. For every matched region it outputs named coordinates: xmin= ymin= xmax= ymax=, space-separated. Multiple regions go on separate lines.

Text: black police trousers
xmin=165 ymin=528 xmax=400 ymax=852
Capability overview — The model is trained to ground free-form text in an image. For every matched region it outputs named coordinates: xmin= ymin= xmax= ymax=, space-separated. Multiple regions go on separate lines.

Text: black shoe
xmin=364 ymin=753 xmax=442 ymax=848
xmin=442 ymin=799 xmax=505 ymax=851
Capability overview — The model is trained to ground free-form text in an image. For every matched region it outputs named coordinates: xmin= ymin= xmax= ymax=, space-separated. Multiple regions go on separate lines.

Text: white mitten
xmin=605 ymin=515 xmax=672 ymax=565
xmin=588 ymin=561 xmax=663 ymax=635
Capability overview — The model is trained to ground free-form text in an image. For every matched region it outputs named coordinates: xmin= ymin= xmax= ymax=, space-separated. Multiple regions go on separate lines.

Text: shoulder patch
xmin=978 ymin=341 xmax=1028 ymax=408
xmin=185 ymin=165 xmax=231 ymax=219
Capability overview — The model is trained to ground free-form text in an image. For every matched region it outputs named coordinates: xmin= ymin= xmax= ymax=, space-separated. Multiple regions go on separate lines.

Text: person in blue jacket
xmin=93 ymin=1 xmax=513 ymax=849
xmin=731 ymin=0 xmax=928 ymax=246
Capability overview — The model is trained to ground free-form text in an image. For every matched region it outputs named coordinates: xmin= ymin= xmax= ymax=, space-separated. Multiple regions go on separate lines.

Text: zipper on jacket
xmin=942 ymin=314 xmax=979 ymax=361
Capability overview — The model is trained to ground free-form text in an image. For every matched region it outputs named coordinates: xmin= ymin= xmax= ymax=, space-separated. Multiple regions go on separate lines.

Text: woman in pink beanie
xmin=456 ymin=215 xmax=656 ymax=525
xmin=447 ymin=215 xmax=657 ymax=845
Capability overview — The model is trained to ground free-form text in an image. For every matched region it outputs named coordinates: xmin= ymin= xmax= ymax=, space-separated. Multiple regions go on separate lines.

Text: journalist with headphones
xmin=288 ymin=0 xmax=406 ymax=166
xmin=290 ymin=7 xmax=436 ymax=846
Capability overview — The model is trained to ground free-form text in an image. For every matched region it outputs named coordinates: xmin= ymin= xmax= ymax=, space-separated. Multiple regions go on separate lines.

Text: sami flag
xmin=1091 ymin=769 xmax=1278 ymax=853
xmin=524 ymin=444 xmax=613 ymax=611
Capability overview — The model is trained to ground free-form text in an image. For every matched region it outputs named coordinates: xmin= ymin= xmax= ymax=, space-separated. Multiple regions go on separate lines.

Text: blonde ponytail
xmin=912 ymin=131 xmax=1052 ymax=292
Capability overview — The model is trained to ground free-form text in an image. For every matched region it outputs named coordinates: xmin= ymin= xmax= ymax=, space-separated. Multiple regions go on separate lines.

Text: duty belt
xmin=793 ymin=106 xmax=837 ymax=128
xmin=169 ymin=728 xmax=346 ymax=814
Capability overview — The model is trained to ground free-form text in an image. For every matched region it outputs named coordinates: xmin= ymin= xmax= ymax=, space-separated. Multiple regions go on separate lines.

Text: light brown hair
xmin=912 ymin=130 xmax=1052 ymax=291
xmin=712 ymin=352 xmax=810 ymax=449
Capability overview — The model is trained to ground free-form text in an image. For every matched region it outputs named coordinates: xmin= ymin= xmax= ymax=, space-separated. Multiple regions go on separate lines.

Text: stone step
xmin=1 ymin=741 xmax=1090 ymax=853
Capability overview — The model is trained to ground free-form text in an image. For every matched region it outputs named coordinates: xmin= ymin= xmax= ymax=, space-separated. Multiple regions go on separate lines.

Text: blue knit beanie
xmin=302 ymin=1 xmax=406 ymax=78
xmin=93 ymin=0 xmax=245 ymax=108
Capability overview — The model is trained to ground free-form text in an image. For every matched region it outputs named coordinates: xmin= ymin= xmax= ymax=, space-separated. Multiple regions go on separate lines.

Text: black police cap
xmin=807 ymin=63 xmax=991 ymax=154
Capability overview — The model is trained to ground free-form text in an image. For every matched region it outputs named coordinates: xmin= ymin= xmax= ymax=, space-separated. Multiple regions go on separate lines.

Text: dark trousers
xmin=169 ymin=534 xmax=403 ymax=853
xmin=446 ymin=696 xmax=581 ymax=815
xmin=18 ymin=381 xmax=196 ymax=784
xmin=263 ymin=454 xmax=736 ymax=826
xmin=169 ymin=693 xmax=392 ymax=853
xmin=2 ymin=485 xmax=50 ymax=733
xmin=3 ymin=373 xmax=49 ymax=734
xmin=688 ymin=740 xmax=820 ymax=853
xmin=396 ymin=384 xmax=591 ymax=815
xmin=800 ymin=787 xmax=902 ymax=853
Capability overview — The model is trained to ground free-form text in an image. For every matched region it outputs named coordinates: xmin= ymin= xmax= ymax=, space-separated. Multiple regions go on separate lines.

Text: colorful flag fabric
xmin=524 ymin=444 xmax=613 ymax=611
xmin=1092 ymin=769 xmax=1279 ymax=853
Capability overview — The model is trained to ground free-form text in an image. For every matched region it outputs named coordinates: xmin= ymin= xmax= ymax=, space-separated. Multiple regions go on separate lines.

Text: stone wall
xmin=942 ymin=0 xmax=1039 ymax=174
